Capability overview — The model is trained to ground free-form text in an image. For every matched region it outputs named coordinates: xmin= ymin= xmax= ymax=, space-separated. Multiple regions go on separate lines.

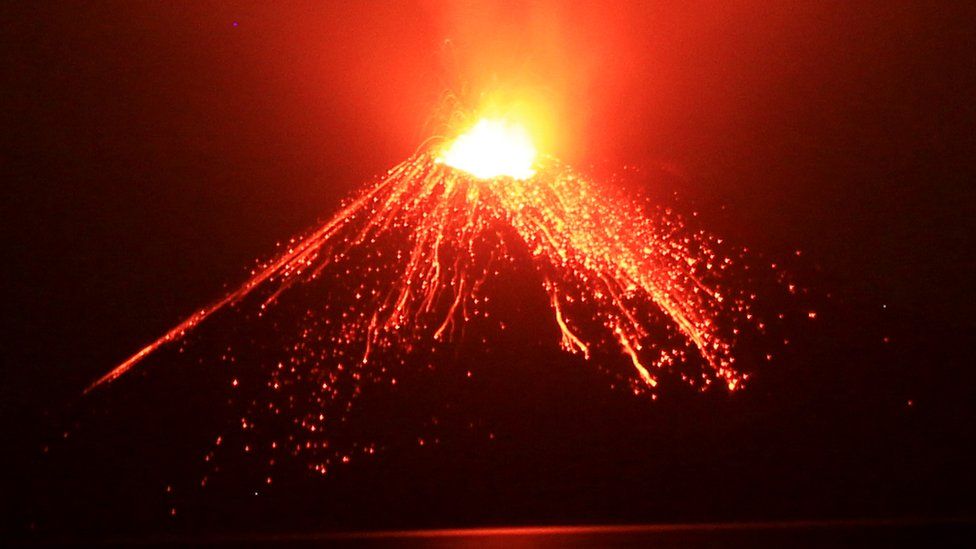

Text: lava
xmin=438 ymin=118 xmax=537 ymax=179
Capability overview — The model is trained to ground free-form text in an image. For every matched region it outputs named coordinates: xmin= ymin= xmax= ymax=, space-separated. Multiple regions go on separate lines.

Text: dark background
xmin=2 ymin=0 xmax=975 ymax=541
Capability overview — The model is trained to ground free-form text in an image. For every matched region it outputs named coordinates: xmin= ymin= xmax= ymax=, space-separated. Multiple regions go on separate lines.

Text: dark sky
xmin=3 ymin=0 xmax=975 ymax=540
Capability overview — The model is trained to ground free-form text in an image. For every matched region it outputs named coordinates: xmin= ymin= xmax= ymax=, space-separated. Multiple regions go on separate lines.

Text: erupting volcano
xmin=89 ymin=114 xmax=759 ymax=400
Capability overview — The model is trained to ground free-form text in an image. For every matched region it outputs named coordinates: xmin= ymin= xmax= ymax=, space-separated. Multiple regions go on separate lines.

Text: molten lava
xmin=438 ymin=118 xmax=537 ymax=180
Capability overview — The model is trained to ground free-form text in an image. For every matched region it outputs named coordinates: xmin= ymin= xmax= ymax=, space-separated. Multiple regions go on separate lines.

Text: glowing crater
xmin=439 ymin=118 xmax=537 ymax=180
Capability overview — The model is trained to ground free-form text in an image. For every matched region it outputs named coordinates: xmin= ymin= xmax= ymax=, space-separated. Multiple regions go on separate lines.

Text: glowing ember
xmin=438 ymin=118 xmax=537 ymax=180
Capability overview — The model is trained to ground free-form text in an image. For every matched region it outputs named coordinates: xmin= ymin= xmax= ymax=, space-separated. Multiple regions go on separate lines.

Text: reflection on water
xmin=146 ymin=519 xmax=973 ymax=548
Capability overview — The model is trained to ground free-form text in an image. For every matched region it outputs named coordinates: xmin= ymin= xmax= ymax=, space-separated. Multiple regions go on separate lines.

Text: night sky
xmin=3 ymin=1 xmax=975 ymax=542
